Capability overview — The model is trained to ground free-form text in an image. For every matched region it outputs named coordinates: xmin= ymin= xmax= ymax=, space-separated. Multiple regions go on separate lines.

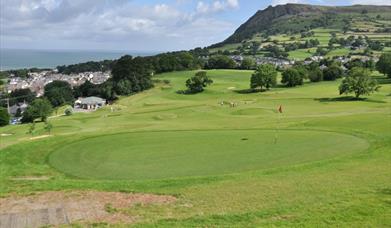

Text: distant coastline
xmin=0 ymin=48 xmax=158 ymax=71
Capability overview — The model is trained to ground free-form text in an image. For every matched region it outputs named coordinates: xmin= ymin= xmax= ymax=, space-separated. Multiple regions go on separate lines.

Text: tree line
xmin=249 ymin=53 xmax=391 ymax=99
xmin=1 ymin=52 xmax=390 ymax=126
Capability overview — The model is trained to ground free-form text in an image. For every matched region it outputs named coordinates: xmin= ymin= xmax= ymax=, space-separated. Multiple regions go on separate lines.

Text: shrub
xmin=323 ymin=64 xmax=343 ymax=81
xmin=65 ymin=107 xmax=73 ymax=116
xmin=309 ymin=68 xmax=323 ymax=82
xmin=182 ymin=71 xmax=213 ymax=94
xmin=0 ymin=107 xmax=10 ymax=126
xmin=206 ymin=55 xmax=236 ymax=69
xmin=281 ymin=68 xmax=304 ymax=87
xmin=22 ymin=98 xmax=53 ymax=123
xmin=376 ymin=53 xmax=391 ymax=78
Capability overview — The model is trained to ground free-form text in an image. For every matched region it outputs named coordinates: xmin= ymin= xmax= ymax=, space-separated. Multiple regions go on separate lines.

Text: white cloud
xmin=196 ymin=1 xmax=210 ymax=13
xmin=196 ymin=0 xmax=240 ymax=14
xmin=227 ymin=0 xmax=239 ymax=8
xmin=349 ymin=0 xmax=391 ymax=5
xmin=271 ymin=0 xmax=306 ymax=6
xmin=0 ymin=0 xmax=238 ymax=51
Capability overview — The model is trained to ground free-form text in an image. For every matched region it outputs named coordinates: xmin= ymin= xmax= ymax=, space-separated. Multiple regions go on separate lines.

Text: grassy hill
xmin=209 ymin=4 xmax=391 ymax=60
xmin=1 ymin=69 xmax=390 ymax=226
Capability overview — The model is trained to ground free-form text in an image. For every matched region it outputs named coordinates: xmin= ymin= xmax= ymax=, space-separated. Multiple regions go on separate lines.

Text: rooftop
xmin=76 ymin=96 xmax=106 ymax=105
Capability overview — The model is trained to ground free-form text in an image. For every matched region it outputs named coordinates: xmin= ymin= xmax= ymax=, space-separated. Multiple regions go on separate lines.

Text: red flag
xmin=278 ymin=105 xmax=283 ymax=113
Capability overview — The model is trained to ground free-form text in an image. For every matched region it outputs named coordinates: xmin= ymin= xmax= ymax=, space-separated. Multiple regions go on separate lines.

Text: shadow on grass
xmin=373 ymin=76 xmax=391 ymax=85
xmin=379 ymin=188 xmax=391 ymax=195
xmin=315 ymin=96 xmax=386 ymax=103
xmin=234 ymin=88 xmax=267 ymax=94
xmin=176 ymin=90 xmax=200 ymax=95
xmin=378 ymin=188 xmax=391 ymax=206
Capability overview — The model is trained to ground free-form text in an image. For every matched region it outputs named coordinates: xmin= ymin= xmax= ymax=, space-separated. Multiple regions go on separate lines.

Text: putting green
xmin=49 ymin=130 xmax=368 ymax=180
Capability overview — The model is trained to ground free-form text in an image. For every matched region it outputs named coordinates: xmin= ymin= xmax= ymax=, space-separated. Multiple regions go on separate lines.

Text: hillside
xmin=217 ymin=4 xmax=391 ymax=45
xmin=209 ymin=4 xmax=391 ymax=61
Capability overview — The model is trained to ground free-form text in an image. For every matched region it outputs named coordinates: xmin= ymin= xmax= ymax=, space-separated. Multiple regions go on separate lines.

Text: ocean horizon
xmin=0 ymin=48 xmax=159 ymax=71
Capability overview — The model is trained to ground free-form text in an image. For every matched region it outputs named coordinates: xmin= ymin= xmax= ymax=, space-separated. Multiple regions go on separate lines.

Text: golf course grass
xmin=49 ymin=130 xmax=368 ymax=180
xmin=1 ymin=69 xmax=390 ymax=226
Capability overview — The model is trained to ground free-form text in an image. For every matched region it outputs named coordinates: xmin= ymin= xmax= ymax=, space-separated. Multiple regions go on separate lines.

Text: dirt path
xmin=0 ymin=191 xmax=176 ymax=228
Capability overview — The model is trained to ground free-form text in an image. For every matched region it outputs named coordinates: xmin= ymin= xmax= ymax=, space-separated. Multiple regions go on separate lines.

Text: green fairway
xmin=49 ymin=130 xmax=368 ymax=180
xmin=1 ymin=69 xmax=390 ymax=226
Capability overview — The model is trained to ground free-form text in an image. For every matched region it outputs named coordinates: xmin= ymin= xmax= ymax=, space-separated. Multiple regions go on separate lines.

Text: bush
xmin=309 ymin=68 xmax=323 ymax=82
xmin=0 ymin=107 xmax=10 ymax=126
xmin=241 ymin=58 xmax=256 ymax=70
xmin=206 ymin=55 xmax=236 ymax=69
xmin=376 ymin=53 xmax=391 ymax=78
xmin=323 ymin=64 xmax=343 ymax=81
xmin=65 ymin=107 xmax=73 ymax=116
xmin=182 ymin=71 xmax=213 ymax=94
xmin=22 ymin=98 xmax=53 ymax=123
xmin=281 ymin=68 xmax=304 ymax=87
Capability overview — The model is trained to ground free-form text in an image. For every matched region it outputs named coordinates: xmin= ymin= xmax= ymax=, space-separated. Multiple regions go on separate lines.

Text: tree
xmin=294 ymin=65 xmax=309 ymax=80
xmin=9 ymin=89 xmax=36 ymax=106
xmin=315 ymin=47 xmax=328 ymax=56
xmin=339 ymin=67 xmax=380 ymax=98
xmin=376 ymin=53 xmax=391 ymax=78
xmin=250 ymin=42 xmax=261 ymax=55
xmin=28 ymin=121 xmax=36 ymax=136
xmin=308 ymin=68 xmax=323 ymax=82
xmin=44 ymin=120 xmax=53 ymax=135
xmin=57 ymin=60 xmax=114 ymax=74
xmin=183 ymin=71 xmax=213 ymax=94
xmin=0 ymin=107 xmax=10 ymax=127
xmin=250 ymin=64 xmax=277 ymax=90
xmin=241 ymin=58 xmax=255 ymax=70
xmin=264 ymin=45 xmax=289 ymax=58
xmin=73 ymin=80 xmax=96 ymax=98
xmin=44 ymin=81 xmax=74 ymax=107
xmin=206 ymin=55 xmax=236 ymax=69
xmin=323 ymin=64 xmax=343 ymax=81
xmin=281 ymin=68 xmax=304 ymax=87
xmin=73 ymin=79 xmax=116 ymax=101
xmin=21 ymin=99 xmax=53 ymax=123
xmin=111 ymin=55 xmax=153 ymax=95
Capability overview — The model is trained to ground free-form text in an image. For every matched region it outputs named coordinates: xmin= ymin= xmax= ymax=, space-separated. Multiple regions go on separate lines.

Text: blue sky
xmin=0 ymin=0 xmax=388 ymax=52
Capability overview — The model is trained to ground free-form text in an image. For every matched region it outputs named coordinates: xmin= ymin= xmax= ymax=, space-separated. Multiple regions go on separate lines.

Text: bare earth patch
xmin=10 ymin=176 xmax=51 ymax=181
xmin=29 ymin=135 xmax=52 ymax=140
xmin=0 ymin=191 xmax=176 ymax=228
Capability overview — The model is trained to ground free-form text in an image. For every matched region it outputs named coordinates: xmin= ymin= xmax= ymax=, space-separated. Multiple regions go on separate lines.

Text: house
xmin=74 ymin=96 xmax=106 ymax=110
xmin=9 ymin=102 xmax=28 ymax=116
xmin=231 ymin=55 xmax=244 ymax=62
xmin=319 ymin=64 xmax=328 ymax=70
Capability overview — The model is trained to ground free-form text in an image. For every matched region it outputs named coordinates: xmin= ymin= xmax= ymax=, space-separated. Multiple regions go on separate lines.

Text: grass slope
xmin=0 ymin=69 xmax=390 ymax=226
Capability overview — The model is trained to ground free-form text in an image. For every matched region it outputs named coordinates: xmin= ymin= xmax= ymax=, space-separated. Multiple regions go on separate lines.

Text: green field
xmin=288 ymin=48 xmax=316 ymax=60
xmin=1 ymin=69 xmax=391 ymax=226
xmin=49 ymin=130 xmax=368 ymax=180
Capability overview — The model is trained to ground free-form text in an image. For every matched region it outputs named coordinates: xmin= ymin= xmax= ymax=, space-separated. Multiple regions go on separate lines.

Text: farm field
xmin=1 ymin=69 xmax=391 ymax=226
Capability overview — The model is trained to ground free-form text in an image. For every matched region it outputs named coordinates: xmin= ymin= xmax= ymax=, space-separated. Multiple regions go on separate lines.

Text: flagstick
xmin=274 ymin=113 xmax=279 ymax=144
xmin=274 ymin=106 xmax=282 ymax=144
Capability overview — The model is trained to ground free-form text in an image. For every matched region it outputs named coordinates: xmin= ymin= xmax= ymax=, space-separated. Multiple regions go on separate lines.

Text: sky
xmin=0 ymin=0 xmax=389 ymax=52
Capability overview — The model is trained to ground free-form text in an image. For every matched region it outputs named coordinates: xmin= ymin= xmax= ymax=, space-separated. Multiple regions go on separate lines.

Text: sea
xmin=0 ymin=49 xmax=158 ymax=71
